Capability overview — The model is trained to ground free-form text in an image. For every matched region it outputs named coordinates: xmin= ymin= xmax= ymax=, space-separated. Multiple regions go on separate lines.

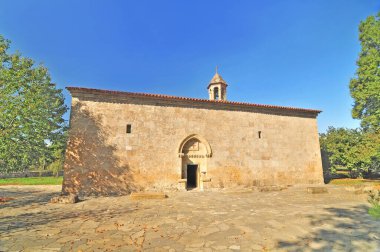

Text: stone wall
xmin=63 ymin=89 xmax=323 ymax=196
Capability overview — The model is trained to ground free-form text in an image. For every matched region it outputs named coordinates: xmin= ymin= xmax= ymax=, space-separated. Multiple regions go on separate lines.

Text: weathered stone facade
xmin=63 ymin=74 xmax=323 ymax=196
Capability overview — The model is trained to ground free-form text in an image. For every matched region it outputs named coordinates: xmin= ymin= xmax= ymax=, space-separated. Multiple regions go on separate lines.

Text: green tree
xmin=0 ymin=35 xmax=67 ymax=173
xmin=349 ymin=12 xmax=380 ymax=131
xmin=320 ymin=127 xmax=379 ymax=178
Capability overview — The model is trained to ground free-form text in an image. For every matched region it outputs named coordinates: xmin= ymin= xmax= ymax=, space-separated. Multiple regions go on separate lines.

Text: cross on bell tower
xmin=208 ymin=67 xmax=228 ymax=101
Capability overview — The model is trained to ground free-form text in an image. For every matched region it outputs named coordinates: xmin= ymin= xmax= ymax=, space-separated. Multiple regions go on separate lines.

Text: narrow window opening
xmin=126 ymin=124 xmax=132 ymax=134
xmin=214 ymin=87 xmax=219 ymax=100
xmin=258 ymin=131 xmax=262 ymax=139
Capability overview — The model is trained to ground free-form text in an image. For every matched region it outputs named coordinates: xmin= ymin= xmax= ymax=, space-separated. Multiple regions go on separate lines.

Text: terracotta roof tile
xmin=66 ymin=86 xmax=322 ymax=114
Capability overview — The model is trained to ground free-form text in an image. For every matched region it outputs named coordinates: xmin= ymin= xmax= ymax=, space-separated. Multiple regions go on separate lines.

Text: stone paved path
xmin=0 ymin=185 xmax=379 ymax=251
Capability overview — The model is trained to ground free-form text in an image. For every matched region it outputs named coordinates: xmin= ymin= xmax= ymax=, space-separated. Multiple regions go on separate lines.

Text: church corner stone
xmin=62 ymin=73 xmax=324 ymax=196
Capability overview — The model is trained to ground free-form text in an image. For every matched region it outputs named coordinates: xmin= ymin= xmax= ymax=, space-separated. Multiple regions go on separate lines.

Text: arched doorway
xmin=178 ymin=134 xmax=212 ymax=190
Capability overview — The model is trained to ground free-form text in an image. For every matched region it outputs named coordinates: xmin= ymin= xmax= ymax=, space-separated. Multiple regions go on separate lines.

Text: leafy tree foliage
xmin=320 ymin=127 xmax=380 ymax=178
xmin=0 ymin=35 xmax=67 ymax=172
xmin=349 ymin=12 xmax=380 ymax=131
xmin=322 ymin=12 xmax=380 ymax=179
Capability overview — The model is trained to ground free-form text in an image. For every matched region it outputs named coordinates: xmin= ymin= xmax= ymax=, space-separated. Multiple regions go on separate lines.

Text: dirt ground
xmin=0 ymin=185 xmax=379 ymax=251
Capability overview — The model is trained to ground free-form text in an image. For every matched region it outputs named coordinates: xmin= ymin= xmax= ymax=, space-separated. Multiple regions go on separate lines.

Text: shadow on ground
xmin=276 ymin=205 xmax=380 ymax=251
xmin=0 ymin=188 xmax=140 ymax=234
xmin=0 ymin=187 xmax=59 ymax=211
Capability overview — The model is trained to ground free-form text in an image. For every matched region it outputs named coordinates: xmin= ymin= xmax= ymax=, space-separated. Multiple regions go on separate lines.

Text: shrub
xmin=46 ymin=159 xmax=64 ymax=176
xmin=368 ymin=190 xmax=380 ymax=220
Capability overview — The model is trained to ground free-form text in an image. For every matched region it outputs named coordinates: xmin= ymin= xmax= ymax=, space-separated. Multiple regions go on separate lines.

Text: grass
xmin=368 ymin=205 xmax=380 ymax=219
xmin=329 ymin=178 xmax=380 ymax=187
xmin=0 ymin=176 xmax=63 ymax=185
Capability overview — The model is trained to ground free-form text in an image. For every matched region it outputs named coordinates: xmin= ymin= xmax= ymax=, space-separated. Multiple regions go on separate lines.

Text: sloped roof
xmin=209 ymin=73 xmax=227 ymax=85
xmin=67 ymin=86 xmax=321 ymax=115
xmin=207 ymin=73 xmax=228 ymax=88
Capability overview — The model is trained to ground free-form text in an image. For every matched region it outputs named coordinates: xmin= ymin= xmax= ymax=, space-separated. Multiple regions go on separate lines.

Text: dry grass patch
xmin=329 ymin=178 xmax=380 ymax=187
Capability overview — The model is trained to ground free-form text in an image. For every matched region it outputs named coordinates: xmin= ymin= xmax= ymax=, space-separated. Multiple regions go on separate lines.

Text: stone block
xmin=130 ymin=192 xmax=167 ymax=200
xmin=50 ymin=194 xmax=79 ymax=204
xmin=307 ymin=187 xmax=328 ymax=194
xmin=345 ymin=185 xmax=373 ymax=194
xmin=258 ymin=186 xmax=286 ymax=192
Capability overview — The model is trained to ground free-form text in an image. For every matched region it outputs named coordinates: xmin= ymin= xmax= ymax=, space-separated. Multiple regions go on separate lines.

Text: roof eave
xmin=66 ymin=86 xmax=321 ymax=115
xmin=207 ymin=82 xmax=228 ymax=89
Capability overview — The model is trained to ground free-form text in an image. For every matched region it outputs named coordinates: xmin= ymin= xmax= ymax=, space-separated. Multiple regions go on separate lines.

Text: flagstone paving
xmin=0 ymin=185 xmax=379 ymax=251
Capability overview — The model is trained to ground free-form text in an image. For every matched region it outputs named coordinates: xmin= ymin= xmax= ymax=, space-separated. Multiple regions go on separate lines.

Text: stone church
xmin=63 ymin=72 xmax=323 ymax=196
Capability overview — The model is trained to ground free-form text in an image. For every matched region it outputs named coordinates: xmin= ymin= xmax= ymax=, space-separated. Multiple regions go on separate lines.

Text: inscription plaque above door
xmin=188 ymin=142 xmax=199 ymax=151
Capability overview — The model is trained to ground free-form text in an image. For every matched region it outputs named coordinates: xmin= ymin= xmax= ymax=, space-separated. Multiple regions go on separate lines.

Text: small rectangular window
xmin=126 ymin=124 xmax=132 ymax=134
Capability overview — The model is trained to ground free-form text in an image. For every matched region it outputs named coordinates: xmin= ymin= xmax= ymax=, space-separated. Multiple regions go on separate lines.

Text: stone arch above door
xmin=178 ymin=134 xmax=212 ymax=158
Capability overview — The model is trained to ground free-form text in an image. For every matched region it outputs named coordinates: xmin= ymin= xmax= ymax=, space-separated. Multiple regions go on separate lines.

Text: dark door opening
xmin=187 ymin=164 xmax=198 ymax=188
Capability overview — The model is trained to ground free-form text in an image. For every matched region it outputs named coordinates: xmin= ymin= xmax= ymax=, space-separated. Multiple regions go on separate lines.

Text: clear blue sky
xmin=1 ymin=0 xmax=379 ymax=132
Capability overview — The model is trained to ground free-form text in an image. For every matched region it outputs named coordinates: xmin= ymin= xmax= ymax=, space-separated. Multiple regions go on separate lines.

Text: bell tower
xmin=208 ymin=67 xmax=228 ymax=101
